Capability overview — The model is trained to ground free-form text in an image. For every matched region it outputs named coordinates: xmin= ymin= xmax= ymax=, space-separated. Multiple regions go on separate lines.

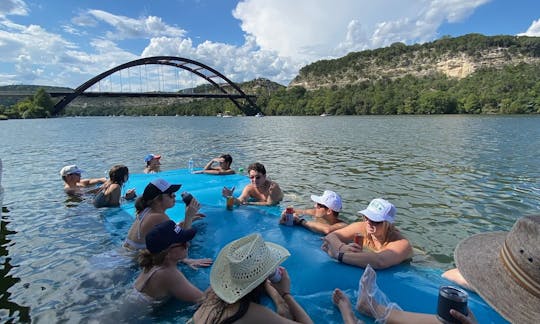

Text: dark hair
xmin=247 ymin=162 xmax=266 ymax=175
xmin=109 ymin=165 xmax=129 ymax=185
xmin=197 ymin=284 xmax=265 ymax=323
xmin=220 ymin=154 xmax=233 ymax=164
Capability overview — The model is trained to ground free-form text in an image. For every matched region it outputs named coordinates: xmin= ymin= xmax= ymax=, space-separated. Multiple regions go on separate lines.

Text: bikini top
xmin=130 ymin=266 xmax=167 ymax=304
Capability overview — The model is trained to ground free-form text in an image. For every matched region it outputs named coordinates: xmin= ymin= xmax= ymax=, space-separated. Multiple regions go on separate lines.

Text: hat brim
xmin=358 ymin=209 xmax=384 ymax=222
xmin=211 ymin=241 xmax=290 ymax=304
xmin=178 ymin=227 xmax=196 ymax=243
xmin=164 ymin=184 xmax=181 ymax=194
xmin=310 ymin=194 xmax=324 ymax=205
xmin=455 ymin=232 xmax=539 ymax=323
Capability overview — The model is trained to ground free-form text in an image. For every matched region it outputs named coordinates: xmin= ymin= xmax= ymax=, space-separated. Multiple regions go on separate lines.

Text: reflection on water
xmin=0 ymin=115 xmax=539 ymax=322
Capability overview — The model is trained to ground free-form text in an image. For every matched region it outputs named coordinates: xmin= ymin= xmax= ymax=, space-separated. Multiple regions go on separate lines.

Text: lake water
xmin=0 ymin=115 xmax=539 ymax=322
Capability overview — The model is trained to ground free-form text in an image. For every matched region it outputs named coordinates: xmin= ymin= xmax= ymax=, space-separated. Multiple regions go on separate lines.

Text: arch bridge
xmin=52 ymin=56 xmax=260 ymax=116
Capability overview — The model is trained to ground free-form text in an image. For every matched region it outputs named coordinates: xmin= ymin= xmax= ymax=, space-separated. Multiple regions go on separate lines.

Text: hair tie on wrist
xmin=338 ymin=252 xmax=345 ymax=263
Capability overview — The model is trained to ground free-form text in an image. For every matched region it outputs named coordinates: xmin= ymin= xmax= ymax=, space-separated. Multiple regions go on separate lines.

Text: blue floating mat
xmin=103 ymin=169 xmax=507 ymax=323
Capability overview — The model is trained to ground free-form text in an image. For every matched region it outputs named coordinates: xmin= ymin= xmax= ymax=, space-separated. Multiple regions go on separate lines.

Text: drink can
xmin=226 ymin=196 xmax=234 ymax=210
xmin=268 ymin=267 xmax=282 ymax=283
xmin=285 ymin=206 xmax=294 ymax=226
xmin=436 ymin=286 xmax=468 ymax=324
xmin=354 ymin=233 xmax=364 ymax=249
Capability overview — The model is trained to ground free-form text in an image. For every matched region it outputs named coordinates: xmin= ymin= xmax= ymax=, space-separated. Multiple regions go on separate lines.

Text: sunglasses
xmin=169 ymin=242 xmax=188 ymax=250
xmin=364 ymin=215 xmax=383 ymax=226
xmin=316 ymin=203 xmax=327 ymax=209
xmin=249 ymin=175 xmax=262 ymax=180
xmin=165 ymin=192 xmax=176 ymax=198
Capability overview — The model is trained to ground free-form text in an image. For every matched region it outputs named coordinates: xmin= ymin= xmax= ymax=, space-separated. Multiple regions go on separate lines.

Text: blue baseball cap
xmin=144 ymin=154 xmax=161 ymax=163
xmin=146 ymin=220 xmax=197 ymax=254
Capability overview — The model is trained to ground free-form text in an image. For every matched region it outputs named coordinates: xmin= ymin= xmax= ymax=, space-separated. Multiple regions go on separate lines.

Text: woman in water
xmin=322 ymin=198 xmax=413 ymax=269
xmin=93 ymin=164 xmax=136 ymax=207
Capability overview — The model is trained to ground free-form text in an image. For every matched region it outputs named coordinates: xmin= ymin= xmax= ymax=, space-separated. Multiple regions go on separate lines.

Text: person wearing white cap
xmin=322 ymin=198 xmax=413 ymax=269
xmin=279 ymin=190 xmax=347 ymax=234
xmin=143 ymin=154 xmax=161 ymax=174
xmin=193 ymin=233 xmax=313 ymax=323
xmin=333 ymin=215 xmax=540 ymax=324
xmin=59 ymin=164 xmax=107 ymax=195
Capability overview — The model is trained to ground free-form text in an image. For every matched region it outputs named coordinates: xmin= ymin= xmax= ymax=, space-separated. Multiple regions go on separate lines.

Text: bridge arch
xmin=53 ymin=56 xmax=260 ymax=116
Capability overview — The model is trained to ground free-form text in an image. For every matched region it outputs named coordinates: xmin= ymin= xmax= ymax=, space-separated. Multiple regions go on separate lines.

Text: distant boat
xmin=255 ymin=112 xmax=264 ymax=117
xmin=320 ymin=112 xmax=331 ymax=117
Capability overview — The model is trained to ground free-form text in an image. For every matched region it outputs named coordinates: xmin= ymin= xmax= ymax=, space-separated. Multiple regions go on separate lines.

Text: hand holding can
xmin=354 ymin=233 xmax=364 ymax=250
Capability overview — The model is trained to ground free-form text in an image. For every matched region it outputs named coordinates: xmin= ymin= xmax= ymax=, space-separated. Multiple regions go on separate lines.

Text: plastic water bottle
xmin=188 ymin=158 xmax=194 ymax=173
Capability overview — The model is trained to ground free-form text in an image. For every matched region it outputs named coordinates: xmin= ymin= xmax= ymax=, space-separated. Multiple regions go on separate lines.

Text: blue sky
xmin=1 ymin=0 xmax=539 ymax=89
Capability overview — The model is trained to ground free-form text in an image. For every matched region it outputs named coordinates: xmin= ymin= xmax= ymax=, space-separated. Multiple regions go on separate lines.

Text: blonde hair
xmin=363 ymin=222 xmax=398 ymax=251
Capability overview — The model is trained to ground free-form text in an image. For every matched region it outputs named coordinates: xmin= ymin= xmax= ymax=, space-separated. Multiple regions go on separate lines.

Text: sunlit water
xmin=1 ymin=115 xmax=539 ymax=322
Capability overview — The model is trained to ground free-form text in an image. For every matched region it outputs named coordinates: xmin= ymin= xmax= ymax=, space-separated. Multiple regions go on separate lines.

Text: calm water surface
xmin=1 ymin=115 xmax=539 ymax=322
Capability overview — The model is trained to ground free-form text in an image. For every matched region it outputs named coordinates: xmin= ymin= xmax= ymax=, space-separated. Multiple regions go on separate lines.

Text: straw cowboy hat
xmin=210 ymin=233 xmax=290 ymax=304
xmin=455 ymin=215 xmax=540 ymax=323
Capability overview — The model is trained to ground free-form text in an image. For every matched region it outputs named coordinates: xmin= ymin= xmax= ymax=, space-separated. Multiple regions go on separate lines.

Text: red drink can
xmin=354 ymin=233 xmax=363 ymax=249
xmin=285 ymin=206 xmax=294 ymax=226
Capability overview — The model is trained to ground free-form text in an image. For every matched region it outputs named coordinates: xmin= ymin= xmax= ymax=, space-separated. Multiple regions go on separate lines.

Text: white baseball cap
xmin=60 ymin=165 xmax=84 ymax=177
xmin=310 ymin=190 xmax=342 ymax=212
xmin=358 ymin=198 xmax=396 ymax=223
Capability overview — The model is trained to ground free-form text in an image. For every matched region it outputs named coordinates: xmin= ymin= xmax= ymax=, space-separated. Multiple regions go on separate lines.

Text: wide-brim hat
xmin=142 ymin=178 xmax=181 ymax=201
xmin=455 ymin=215 xmax=540 ymax=323
xmin=210 ymin=233 xmax=290 ymax=304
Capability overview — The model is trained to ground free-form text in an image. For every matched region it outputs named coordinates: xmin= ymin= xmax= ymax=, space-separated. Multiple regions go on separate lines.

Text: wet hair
xmin=138 ymin=248 xmax=168 ymax=272
xmin=220 ymin=154 xmax=233 ymax=165
xmin=364 ymin=222 xmax=397 ymax=251
xmin=134 ymin=193 xmax=165 ymax=213
xmin=247 ymin=162 xmax=266 ymax=175
xmin=108 ymin=165 xmax=129 ymax=185
xmin=196 ymin=284 xmax=265 ymax=323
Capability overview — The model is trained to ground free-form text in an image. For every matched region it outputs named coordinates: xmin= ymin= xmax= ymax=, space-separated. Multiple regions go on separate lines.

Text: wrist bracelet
xmin=337 ymin=252 xmax=345 ymax=263
xmin=281 ymin=292 xmax=291 ymax=298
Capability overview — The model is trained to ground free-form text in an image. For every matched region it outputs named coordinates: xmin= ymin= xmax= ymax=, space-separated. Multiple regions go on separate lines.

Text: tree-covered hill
xmin=2 ymin=33 xmax=540 ymax=118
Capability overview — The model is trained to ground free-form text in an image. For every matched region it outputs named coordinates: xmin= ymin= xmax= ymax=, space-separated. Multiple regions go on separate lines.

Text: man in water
xmin=222 ymin=162 xmax=283 ymax=206
xmin=143 ymin=154 xmax=161 ymax=174
xmin=60 ymin=165 xmax=107 ymax=195
xmin=280 ymin=190 xmax=347 ymax=234
xmin=194 ymin=154 xmax=235 ymax=175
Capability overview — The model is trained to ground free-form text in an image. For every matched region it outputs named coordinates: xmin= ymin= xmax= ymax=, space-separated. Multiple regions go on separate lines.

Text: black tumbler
xmin=437 ymin=286 xmax=468 ymax=324
xmin=181 ymin=192 xmax=193 ymax=205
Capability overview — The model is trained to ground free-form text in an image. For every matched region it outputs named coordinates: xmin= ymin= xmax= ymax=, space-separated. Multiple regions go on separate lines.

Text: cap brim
xmin=455 ymin=232 xmax=539 ymax=323
xmin=358 ymin=209 xmax=383 ymax=222
xmin=164 ymin=184 xmax=181 ymax=194
xmin=310 ymin=194 xmax=323 ymax=205
xmin=178 ymin=227 xmax=197 ymax=242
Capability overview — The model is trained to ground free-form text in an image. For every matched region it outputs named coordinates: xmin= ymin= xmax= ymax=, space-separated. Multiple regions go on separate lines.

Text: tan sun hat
xmin=210 ymin=233 xmax=290 ymax=304
xmin=455 ymin=215 xmax=540 ymax=323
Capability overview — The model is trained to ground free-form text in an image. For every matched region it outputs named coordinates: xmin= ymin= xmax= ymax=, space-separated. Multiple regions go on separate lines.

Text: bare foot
xmin=333 ymin=289 xmax=363 ymax=324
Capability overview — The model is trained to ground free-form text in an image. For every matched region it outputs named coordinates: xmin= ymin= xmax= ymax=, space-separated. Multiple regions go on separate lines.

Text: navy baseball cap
xmin=146 ymin=220 xmax=197 ymax=254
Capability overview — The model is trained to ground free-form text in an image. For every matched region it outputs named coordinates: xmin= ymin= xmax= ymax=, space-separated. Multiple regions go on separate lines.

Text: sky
xmin=1 ymin=0 xmax=540 ymax=90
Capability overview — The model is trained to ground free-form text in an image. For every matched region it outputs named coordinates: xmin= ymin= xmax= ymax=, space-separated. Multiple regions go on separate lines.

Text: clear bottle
xmin=188 ymin=158 xmax=194 ymax=173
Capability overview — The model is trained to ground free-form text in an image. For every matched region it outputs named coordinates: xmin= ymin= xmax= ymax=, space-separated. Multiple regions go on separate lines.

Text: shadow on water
xmin=1 ymin=210 xmax=31 ymax=322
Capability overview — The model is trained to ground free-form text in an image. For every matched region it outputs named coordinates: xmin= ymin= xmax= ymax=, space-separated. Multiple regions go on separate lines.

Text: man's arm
xmin=298 ymin=219 xmax=347 ymax=234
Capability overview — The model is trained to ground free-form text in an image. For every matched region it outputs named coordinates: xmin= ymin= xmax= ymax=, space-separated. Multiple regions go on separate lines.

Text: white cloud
xmin=0 ymin=0 xmax=28 ymax=17
xmin=233 ymin=0 xmax=489 ymax=62
xmin=518 ymin=18 xmax=540 ymax=36
xmin=84 ymin=10 xmax=186 ymax=40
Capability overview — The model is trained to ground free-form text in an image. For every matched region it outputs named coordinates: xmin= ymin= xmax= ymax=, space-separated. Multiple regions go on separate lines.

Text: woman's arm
xmin=337 ymin=238 xmax=413 ymax=269
xmin=167 ymin=270 xmax=204 ymax=303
